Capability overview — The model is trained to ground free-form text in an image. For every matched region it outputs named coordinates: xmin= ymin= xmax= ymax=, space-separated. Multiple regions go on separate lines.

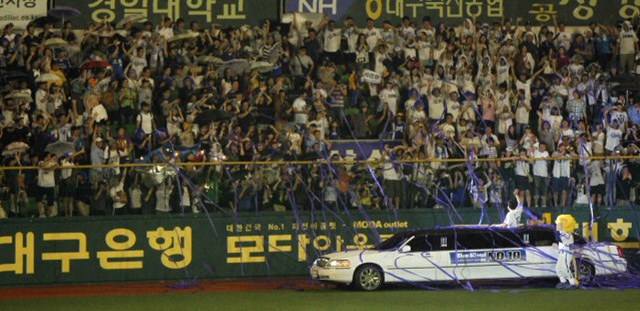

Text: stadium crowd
xmin=0 ymin=13 xmax=640 ymax=218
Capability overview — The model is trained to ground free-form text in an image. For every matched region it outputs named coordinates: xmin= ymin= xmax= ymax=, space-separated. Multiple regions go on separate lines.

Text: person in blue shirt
xmin=627 ymin=101 xmax=640 ymax=127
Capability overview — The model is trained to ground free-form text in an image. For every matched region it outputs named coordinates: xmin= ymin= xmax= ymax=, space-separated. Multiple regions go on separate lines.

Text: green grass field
xmin=1 ymin=288 xmax=639 ymax=311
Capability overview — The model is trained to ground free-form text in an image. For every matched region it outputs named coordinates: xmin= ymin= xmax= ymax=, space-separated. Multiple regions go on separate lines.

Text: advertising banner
xmin=0 ymin=208 xmax=637 ymax=286
xmin=285 ymin=0 xmax=640 ymax=26
xmin=54 ymin=0 xmax=279 ymax=28
xmin=0 ymin=0 xmax=48 ymax=28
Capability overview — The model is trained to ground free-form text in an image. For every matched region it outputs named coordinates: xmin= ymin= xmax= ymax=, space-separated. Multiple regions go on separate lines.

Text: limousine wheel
xmin=354 ymin=264 xmax=384 ymax=291
xmin=577 ymin=260 xmax=595 ymax=285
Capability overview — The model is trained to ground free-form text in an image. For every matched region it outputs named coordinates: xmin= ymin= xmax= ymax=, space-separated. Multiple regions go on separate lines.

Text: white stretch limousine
xmin=310 ymin=226 xmax=627 ymax=290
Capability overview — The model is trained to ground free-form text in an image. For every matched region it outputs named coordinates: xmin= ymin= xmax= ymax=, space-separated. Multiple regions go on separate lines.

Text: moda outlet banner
xmin=0 ymin=0 xmax=48 ymax=28
xmin=0 ymin=208 xmax=637 ymax=286
xmin=285 ymin=0 xmax=640 ymax=25
xmin=53 ymin=0 xmax=279 ymax=27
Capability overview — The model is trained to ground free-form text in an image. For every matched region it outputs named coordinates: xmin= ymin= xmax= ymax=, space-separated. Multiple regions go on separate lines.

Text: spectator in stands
xmin=1 ymin=12 xmax=639 ymax=218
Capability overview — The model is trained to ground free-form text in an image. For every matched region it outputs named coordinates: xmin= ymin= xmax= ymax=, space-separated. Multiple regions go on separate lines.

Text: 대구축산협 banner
xmin=53 ymin=0 xmax=279 ymax=28
xmin=285 ymin=0 xmax=640 ymax=26
xmin=0 ymin=0 xmax=48 ymax=28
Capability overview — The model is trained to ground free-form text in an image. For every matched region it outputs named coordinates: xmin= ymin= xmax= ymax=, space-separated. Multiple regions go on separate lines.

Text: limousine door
xmin=449 ymin=231 xmax=535 ymax=281
xmin=390 ymin=235 xmax=439 ymax=282
xmin=528 ymin=229 xmax=559 ymax=277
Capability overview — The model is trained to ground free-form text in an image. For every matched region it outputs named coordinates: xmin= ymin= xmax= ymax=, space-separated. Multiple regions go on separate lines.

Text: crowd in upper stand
xmin=0 ymin=12 xmax=639 ymax=218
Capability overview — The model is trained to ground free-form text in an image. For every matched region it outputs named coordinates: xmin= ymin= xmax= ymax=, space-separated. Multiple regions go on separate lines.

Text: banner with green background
xmin=285 ymin=0 xmax=640 ymax=25
xmin=51 ymin=1 xmax=640 ymax=29
xmin=53 ymin=0 xmax=279 ymax=28
xmin=0 ymin=208 xmax=638 ymax=286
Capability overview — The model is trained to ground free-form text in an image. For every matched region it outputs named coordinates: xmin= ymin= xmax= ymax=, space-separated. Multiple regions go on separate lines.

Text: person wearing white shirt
xmin=286 ymin=127 xmax=302 ymax=155
xmin=373 ymin=45 xmax=389 ymax=75
xmin=91 ymin=103 xmax=109 ymax=123
xmin=126 ymin=47 xmax=148 ymax=77
xmin=618 ymin=21 xmax=639 ymax=73
xmin=529 ymin=143 xmax=550 ymax=208
xmin=447 ymin=92 xmax=462 ymax=120
xmin=155 ymin=179 xmax=174 ymax=213
xmin=515 ymin=149 xmax=532 ymax=207
xmin=592 ymin=123 xmax=605 ymax=155
xmin=495 ymin=57 xmax=510 ymax=86
xmin=410 ymin=104 xmax=427 ymax=124
xmin=495 ymin=190 xmax=524 ymax=228
xmin=362 ymin=19 xmax=382 ymax=53
xmin=610 ymin=103 xmax=629 ymax=131
xmin=136 ymin=102 xmax=155 ymax=135
xmin=416 ymin=31 xmax=432 ymax=67
xmin=322 ymin=20 xmax=342 ymax=62
xmin=381 ymin=23 xmax=397 ymax=51
xmin=109 ymin=171 xmax=128 ymax=214
xmin=552 ymin=144 xmax=575 ymax=208
xmin=438 ymin=114 xmax=456 ymax=139
xmin=604 ymin=109 xmax=623 ymax=153
xmin=404 ymin=92 xmax=417 ymax=119
xmin=292 ymin=94 xmax=309 ymax=125
xmin=381 ymin=145 xmax=402 ymax=209
xmin=553 ymin=18 xmax=572 ymax=51
xmin=514 ymin=96 xmax=532 ymax=139
xmin=588 ymin=160 xmax=605 ymax=206
xmin=34 ymin=83 xmax=49 ymax=112
xmin=379 ymin=82 xmax=399 ymax=115
xmin=37 ymin=154 xmax=58 ymax=218
xmin=400 ymin=17 xmax=416 ymax=39
xmin=156 ymin=17 xmax=174 ymax=40
xmin=428 ymin=87 xmax=445 ymax=122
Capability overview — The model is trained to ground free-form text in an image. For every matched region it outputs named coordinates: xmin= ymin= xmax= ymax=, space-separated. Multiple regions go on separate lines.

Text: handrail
xmin=1 ymin=155 xmax=637 ymax=171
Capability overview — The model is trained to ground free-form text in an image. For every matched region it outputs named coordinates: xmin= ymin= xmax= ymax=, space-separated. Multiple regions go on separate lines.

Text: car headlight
xmin=328 ymin=259 xmax=351 ymax=268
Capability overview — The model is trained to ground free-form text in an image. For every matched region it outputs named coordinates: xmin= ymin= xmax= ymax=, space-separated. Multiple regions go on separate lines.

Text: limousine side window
xmin=407 ymin=235 xmax=433 ymax=252
xmin=533 ymin=230 xmax=556 ymax=247
xmin=531 ymin=230 xmax=587 ymax=246
xmin=490 ymin=230 xmax=524 ymax=248
xmin=455 ymin=232 xmax=495 ymax=250
xmin=426 ymin=234 xmax=453 ymax=251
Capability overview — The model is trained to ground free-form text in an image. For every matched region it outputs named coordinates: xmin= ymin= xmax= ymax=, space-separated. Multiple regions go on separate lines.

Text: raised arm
xmin=530 ymin=59 xmax=548 ymax=81
xmin=514 ymin=189 xmax=523 ymax=207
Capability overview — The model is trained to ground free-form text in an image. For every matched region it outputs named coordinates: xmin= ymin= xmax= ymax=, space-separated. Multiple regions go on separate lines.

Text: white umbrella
xmin=216 ymin=59 xmax=250 ymax=76
xmin=35 ymin=73 xmax=62 ymax=83
xmin=2 ymin=142 xmax=29 ymax=156
xmin=197 ymin=55 xmax=223 ymax=64
xmin=281 ymin=12 xmax=325 ymax=29
xmin=98 ymin=31 xmax=116 ymax=37
xmin=43 ymin=38 xmax=68 ymax=48
xmin=116 ymin=14 xmax=146 ymax=29
xmin=249 ymin=61 xmax=275 ymax=73
xmin=45 ymin=141 xmax=76 ymax=157
xmin=167 ymin=32 xmax=200 ymax=43
xmin=4 ymin=93 xmax=33 ymax=102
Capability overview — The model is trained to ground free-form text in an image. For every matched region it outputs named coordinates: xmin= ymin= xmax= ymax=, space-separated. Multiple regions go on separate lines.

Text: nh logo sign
xmin=298 ymin=0 xmax=339 ymax=15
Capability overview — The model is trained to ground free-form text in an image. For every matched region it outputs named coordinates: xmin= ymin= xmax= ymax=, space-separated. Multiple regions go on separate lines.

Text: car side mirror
xmin=400 ymin=245 xmax=411 ymax=253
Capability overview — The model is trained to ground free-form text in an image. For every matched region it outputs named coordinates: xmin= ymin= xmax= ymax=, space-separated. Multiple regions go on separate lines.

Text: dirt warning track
xmin=0 ymin=278 xmax=325 ymax=300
